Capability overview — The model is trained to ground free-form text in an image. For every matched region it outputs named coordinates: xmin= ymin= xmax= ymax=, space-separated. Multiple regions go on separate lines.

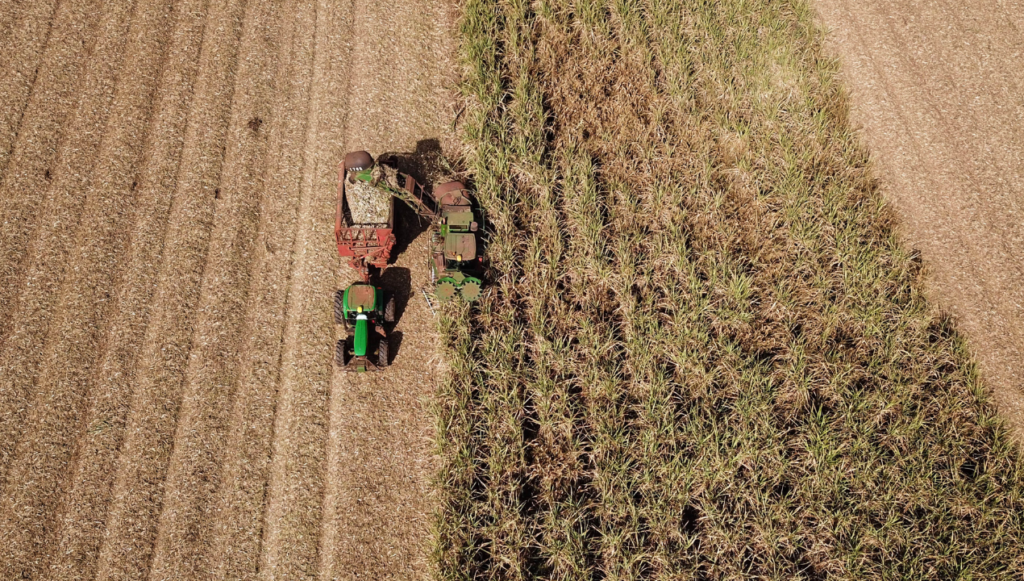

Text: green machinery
xmin=333 ymin=282 xmax=395 ymax=372
xmin=429 ymin=181 xmax=486 ymax=302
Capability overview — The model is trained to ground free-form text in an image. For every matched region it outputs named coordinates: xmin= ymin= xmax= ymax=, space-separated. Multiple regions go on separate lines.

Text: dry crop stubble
xmin=91 ymin=0 xmax=249 ymax=578
xmin=437 ymin=0 xmax=1024 ymax=578
xmin=0 ymin=0 xmax=62 ymax=178
xmin=814 ymin=0 xmax=1024 ymax=436
xmin=145 ymin=0 xmax=285 ymax=577
xmin=0 ymin=0 xmax=137 ymax=494
xmin=257 ymin=0 xmax=335 ymax=576
xmin=0 ymin=0 xmax=101 ymax=330
xmin=0 ymin=0 xmax=24 ymax=48
xmin=0 ymin=0 xmax=455 ymax=575
xmin=202 ymin=0 xmax=313 ymax=576
xmin=0 ymin=0 xmax=176 ymax=576
xmin=42 ymin=2 xmax=210 ymax=579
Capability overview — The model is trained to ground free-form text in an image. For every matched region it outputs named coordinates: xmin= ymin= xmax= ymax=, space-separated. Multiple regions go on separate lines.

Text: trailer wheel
xmin=378 ymin=337 xmax=389 ymax=367
xmin=334 ymin=290 xmax=346 ymax=325
xmin=384 ymin=296 xmax=396 ymax=323
xmin=334 ymin=339 xmax=348 ymax=367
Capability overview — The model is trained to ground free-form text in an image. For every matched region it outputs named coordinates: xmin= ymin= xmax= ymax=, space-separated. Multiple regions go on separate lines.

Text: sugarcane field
xmin=1 ymin=0 xmax=1024 ymax=579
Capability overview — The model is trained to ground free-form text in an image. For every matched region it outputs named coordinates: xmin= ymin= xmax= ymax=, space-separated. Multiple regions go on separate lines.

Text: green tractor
xmin=429 ymin=181 xmax=486 ymax=302
xmin=333 ymin=282 xmax=395 ymax=372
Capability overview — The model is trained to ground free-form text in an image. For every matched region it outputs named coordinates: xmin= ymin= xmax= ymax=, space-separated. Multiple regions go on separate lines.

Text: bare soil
xmin=0 ymin=0 xmax=456 ymax=578
xmin=814 ymin=0 xmax=1024 ymax=439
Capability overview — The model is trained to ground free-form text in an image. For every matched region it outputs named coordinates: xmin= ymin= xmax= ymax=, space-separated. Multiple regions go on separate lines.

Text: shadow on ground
xmin=379 ymin=266 xmax=412 ymax=327
xmin=382 ymin=138 xmax=443 ymax=258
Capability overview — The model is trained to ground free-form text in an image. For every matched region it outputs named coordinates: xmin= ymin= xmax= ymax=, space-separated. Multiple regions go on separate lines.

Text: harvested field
xmin=0 ymin=0 xmax=455 ymax=579
xmin=438 ymin=0 xmax=1024 ymax=579
xmin=813 ymin=0 xmax=1024 ymax=439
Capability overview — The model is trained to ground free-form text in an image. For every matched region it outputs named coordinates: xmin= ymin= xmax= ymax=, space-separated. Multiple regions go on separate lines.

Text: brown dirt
xmin=813 ymin=0 xmax=1024 ymax=439
xmin=0 ymin=0 xmax=456 ymax=578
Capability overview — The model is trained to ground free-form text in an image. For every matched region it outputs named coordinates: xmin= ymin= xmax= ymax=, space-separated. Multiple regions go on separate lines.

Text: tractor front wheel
xmin=378 ymin=337 xmax=389 ymax=367
xmin=384 ymin=296 xmax=396 ymax=323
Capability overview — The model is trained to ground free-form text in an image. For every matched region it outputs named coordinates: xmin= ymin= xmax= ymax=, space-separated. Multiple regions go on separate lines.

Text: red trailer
xmin=334 ymin=151 xmax=436 ymax=281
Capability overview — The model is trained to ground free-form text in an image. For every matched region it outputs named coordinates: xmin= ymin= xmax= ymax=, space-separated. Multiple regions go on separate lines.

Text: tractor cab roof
xmin=345 ymin=284 xmax=377 ymax=311
xmin=444 ymin=232 xmax=477 ymax=261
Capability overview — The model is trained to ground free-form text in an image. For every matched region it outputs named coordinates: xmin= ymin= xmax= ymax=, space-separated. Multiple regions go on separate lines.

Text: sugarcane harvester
xmin=428 ymin=181 xmax=486 ymax=302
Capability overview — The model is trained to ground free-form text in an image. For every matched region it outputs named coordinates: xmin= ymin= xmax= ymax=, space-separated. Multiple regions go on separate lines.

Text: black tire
xmin=334 ymin=339 xmax=347 ymax=367
xmin=378 ymin=337 xmax=389 ymax=367
xmin=384 ymin=296 xmax=396 ymax=323
xmin=334 ymin=290 xmax=345 ymax=325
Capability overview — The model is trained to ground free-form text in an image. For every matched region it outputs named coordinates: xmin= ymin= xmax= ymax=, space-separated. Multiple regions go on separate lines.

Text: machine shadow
xmin=382 ymin=137 xmax=444 ymax=183
xmin=386 ymin=331 xmax=404 ymax=365
xmin=392 ymin=201 xmax=431 ymax=258
xmin=379 ymin=266 xmax=413 ymax=327
xmin=382 ymin=138 xmax=443 ymax=258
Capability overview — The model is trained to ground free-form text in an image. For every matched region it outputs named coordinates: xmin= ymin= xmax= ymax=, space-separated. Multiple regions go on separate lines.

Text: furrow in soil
xmin=145 ymin=1 xmax=284 ymax=578
xmin=42 ymin=2 xmax=211 ymax=579
xmin=90 ymin=0 xmax=249 ymax=578
xmin=0 ymin=0 xmax=60 ymax=179
xmin=0 ymin=0 xmax=101 ymax=329
xmin=0 ymin=0 xmax=138 ymax=493
xmin=0 ymin=0 xmax=175 ymax=575
xmin=256 ymin=0 xmax=338 ymax=577
xmin=202 ymin=0 xmax=314 ymax=577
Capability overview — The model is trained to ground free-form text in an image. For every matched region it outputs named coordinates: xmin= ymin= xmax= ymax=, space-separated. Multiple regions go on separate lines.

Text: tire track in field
xmin=0 ymin=0 xmax=137 ymax=492
xmin=202 ymin=0 xmax=315 ymax=577
xmin=257 ymin=1 xmax=339 ymax=577
xmin=0 ymin=0 xmax=175 ymax=574
xmin=0 ymin=0 xmax=100 ymax=331
xmin=90 ymin=0 xmax=248 ymax=578
xmin=145 ymin=1 xmax=283 ymax=578
xmin=0 ymin=0 xmax=60 ymax=179
xmin=43 ymin=3 xmax=210 ymax=579
xmin=316 ymin=0 xmax=455 ymax=576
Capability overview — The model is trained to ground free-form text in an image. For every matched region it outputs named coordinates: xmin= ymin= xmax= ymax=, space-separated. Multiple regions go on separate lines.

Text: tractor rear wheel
xmin=334 ymin=290 xmax=345 ymax=325
xmin=378 ymin=337 xmax=389 ymax=367
xmin=334 ymin=339 xmax=347 ymax=367
xmin=384 ymin=296 xmax=396 ymax=323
